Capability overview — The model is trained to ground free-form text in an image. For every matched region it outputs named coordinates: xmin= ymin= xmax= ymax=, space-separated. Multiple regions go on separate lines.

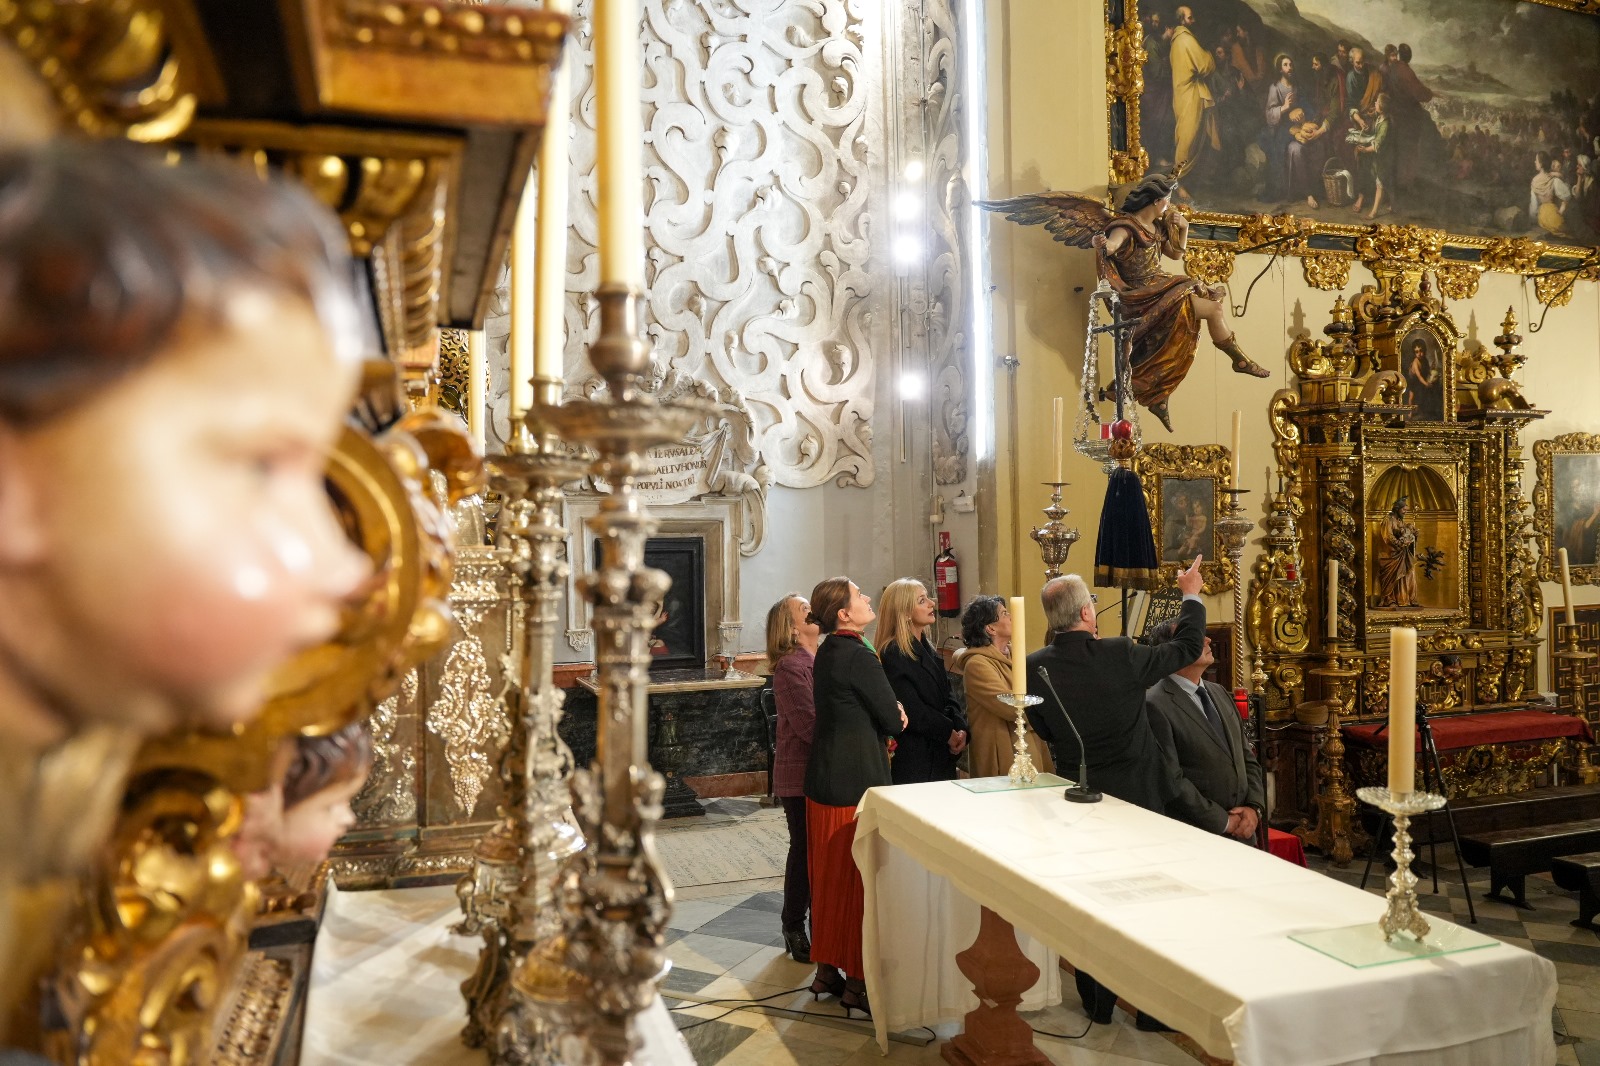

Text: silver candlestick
xmin=1215 ymin=487 xmax=1254 ymax=690
xmin=996 ymin=692 xmax=1042 ymax=785
xmin=1356 ymin=787 xmax=1447 ymax=941
xmin=1029 ymin=482 xmax=1081 ymax=581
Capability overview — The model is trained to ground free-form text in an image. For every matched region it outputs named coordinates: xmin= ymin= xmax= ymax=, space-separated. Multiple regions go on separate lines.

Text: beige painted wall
xmin=983 ymin=0 xmax=1600 ymax=693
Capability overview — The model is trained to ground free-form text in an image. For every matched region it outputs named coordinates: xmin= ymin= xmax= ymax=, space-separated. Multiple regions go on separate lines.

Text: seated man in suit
xmin=1026 ymin=557 xmax=1205 ymax=1028
xmin=1144 ymin=622 xmax=1265 ymax=842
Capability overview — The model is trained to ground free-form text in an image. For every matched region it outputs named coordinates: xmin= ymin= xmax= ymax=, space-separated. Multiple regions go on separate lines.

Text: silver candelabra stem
xmin=1356 ymin=787 xmax=1447 ymax=942
xmin=997 ymin=692 xmax=1042 ymax=786
xmin=1029 ymin=482 xmax=1081 ymax=582
xmin=1215 ymin=487 xmax=1254 ymax=690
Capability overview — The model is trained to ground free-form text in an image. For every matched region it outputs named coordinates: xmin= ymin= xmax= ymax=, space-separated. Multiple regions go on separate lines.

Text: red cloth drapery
xmin=1342 ymin=710 xmax=1590 ymax=752
xmin=806 ymin=798 xmax=865 ymax=979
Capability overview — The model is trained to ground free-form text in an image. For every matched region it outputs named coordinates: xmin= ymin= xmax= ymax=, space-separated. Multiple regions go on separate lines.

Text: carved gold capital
xmin=1434 ymin=264 xmax=1481 ymax=301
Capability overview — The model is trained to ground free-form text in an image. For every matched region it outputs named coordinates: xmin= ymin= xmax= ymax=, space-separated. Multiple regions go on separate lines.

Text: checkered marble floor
xmin=664 ymin=798 xmax=1600 ymax=1065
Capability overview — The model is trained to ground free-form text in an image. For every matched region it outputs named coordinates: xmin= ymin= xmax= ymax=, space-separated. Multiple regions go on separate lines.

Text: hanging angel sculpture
xmin=980 ymin=173 xmax=1269 ymax=431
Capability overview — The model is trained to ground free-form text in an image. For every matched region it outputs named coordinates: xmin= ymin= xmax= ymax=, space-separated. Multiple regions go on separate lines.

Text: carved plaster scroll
xmin=486 ymin=0 xmax=886 ymax=489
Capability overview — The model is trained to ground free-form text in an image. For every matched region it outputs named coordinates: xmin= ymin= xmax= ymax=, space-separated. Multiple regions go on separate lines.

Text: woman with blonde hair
xmin=877 ymin=578 xmax=967 ymax=784
xmin=765 ymin=591 xmax=820 ymax=963
xmin=950 ymin=597 xmax=1054 ymax=778
xmin=803 ymin=577 xmax=905 ymax=1016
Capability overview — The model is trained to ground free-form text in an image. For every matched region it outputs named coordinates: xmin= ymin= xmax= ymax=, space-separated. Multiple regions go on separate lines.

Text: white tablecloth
xmin=303 ymin=883 xmax=692 ymax=1065
xmin=854 ymin=781 xmax=1558 ymax=1066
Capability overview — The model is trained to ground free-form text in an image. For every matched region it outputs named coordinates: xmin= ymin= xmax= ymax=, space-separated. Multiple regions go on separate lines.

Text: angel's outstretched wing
xmin=976 ymin=191 xmax=1116 ymax=249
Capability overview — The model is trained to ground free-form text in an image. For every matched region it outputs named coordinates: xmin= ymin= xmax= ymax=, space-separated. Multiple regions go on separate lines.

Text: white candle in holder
xmin=1388 ymin=626 xmax=1418 ymax=795
xmin=1051 ymin=396 xmax=1064 ymax=482
xmin=1560 ymin=547 xmax=1577 ymax=627
xmin=1230 ymin=409 xmax=1241 ymax=489
xmin=1009 ymin=596 xmax=1027 ymax=698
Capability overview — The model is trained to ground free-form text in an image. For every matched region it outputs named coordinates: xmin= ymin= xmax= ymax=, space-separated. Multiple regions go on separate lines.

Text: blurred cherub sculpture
xmin=0 ymin=141 xmax=369 ymax=1043
xmin=980 ymin=173 xmax=1269 ymax=431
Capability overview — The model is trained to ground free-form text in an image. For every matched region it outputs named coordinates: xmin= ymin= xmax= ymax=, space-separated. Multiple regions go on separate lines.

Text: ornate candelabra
xmin=1302 ymin=650 xmax=1365 ymax=866
xmin=1215 ymin=487 xmax=1254 ymax=689
xmin=1555 ymin=622 xmax=1598 ymax=784
xmin=996 ymin=692 xmax=1041 ymax=785
xmin=1356 ymin=787 xmax=1447 ymax=941
xmin=538 ymin=285 xmax=702 ymax=1066
xmin=457 ymin=380 xmax=591 ymax=1063
xmin=1029 ymin=482 xmax=1080 ymax=581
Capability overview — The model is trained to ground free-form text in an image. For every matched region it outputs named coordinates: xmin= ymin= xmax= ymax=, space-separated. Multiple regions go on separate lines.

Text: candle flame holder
xmin=1356 ymin=787 xmax=1447 ymax=941
xmin=1555 ymin=622 xmax=1597 ymax=784
xmin=1215 ymin=487 xmax=1254 ymax=689
xmin=996 ymin=692 xmax=1042 ymax=786
xmin=1029 ymin=482 xmax=1081 ymax=582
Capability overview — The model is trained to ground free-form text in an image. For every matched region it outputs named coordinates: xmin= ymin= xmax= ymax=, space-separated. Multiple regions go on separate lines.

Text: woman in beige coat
xmin=950 ymin=596 xmax=1055 ymax=779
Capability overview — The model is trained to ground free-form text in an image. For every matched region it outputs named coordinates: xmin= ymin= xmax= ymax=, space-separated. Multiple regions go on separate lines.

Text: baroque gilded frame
xmin=1534 ymin=432 xmax=1600 ymax=585
xmin=1103 ymin=0 xmax=1600 ymax=298
xmin=1133 ymin=442 xmax=1233 ymax=594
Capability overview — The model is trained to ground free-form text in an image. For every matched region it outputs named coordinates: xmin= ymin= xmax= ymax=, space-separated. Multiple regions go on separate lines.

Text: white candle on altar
xmin=595 ymin=0 xmax=644 ymax=289
xmin=1388 ymin=626 xmax=1418 ymax=795
xmin=1051 ymin=396 xmax=1064 ymax=482
xmin=1560 ymin=547 xmax=1577 ymax=627
xmin=1009 ymin=596 xmax=1027 ymax=697
xmin=468 ymin=330 xmax=486 ymax=453
xmin=534 ymin=0 xmax=573 ymax=386
xmin=508 ymin=174 xmax=537 ymax=418
xmin=1230 ymin=409 xmax=1242 ymax=490
xmin=1327 ymin=559 xmax=1339 ymax=639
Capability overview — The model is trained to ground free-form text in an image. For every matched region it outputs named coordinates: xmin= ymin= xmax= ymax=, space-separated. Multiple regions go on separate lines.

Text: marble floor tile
xmin=725 ymin=943 xmax=817 ymax=986
xmin=1531 ymin=921 xmax=1600 ymax=945
xmin=695 ymin=906 xmax=789 ymax=946
xmin=1564 ymin=1008 xmax=1600 ymax=1041
xmin=711 ymin=1029 xmax=858 ymax=1066
xmin=667 ymin=931 xmax=769 ymax=974
xmin=677 ymin=1017 xmax=755 ymax=1063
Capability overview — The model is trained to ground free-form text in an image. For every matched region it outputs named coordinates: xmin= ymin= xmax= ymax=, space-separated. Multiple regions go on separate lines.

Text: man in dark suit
xmin=1026 ymin=557 xmax=1206 ymax=1029
xmin=1144 ymin=623 xmax=1265 ymax=842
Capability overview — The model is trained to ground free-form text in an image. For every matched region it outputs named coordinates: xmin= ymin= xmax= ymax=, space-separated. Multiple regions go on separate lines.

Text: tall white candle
xmin=1230 ymin=410 xmax=1242 ymax=490
xmin=1009 ymin=596 xmax=1027 ymax=697
xmin=508 ymin=173 xmax=537 ymax=418
xmin=595 ymin=0 xmax=644 ymax=288
xmin=1327 ymin=559 xmax=1339 ymax=639
xmin=1560 ymin=547 xmax=1577 ymax=627
xmin=1051 ymin=396 xmax=1064 ymax=482
xmin=533 ymin=0 xmax=573 ymax=385
xmin=1388 ymin=627 xmax=1418 ymax=795
xmin=468 ymin=329 xmax=486 ymax=453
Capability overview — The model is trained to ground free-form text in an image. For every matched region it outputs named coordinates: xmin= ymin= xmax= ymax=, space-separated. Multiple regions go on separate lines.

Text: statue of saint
xmin=1375 ymin=496 xmax=1421 ymax=608
xmin=0 ymin=141 xmax=369 ymax=1043
xmin=979 ymin=173 xmax=1271 ymax=432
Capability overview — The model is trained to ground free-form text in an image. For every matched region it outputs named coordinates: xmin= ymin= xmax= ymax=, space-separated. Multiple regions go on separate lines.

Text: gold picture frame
xmin=1133 ymin=442 xmax=1233 ymax=594
xmin=1103 ymin=0 xmax=1600 ymax=294
xmin=1534 ymin=432 xmax=1600 ymax=584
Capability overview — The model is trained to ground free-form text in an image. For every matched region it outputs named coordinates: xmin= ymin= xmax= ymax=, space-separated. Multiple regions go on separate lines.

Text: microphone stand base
xmin=1065 ymin=787 xmax=1103 ymax=804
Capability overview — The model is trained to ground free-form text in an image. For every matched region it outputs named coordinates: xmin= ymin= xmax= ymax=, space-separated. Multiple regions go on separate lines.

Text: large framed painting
xmin=1133 ymin=442 xmax=1233 ymax=593
xmin=1535 ymin=433 xmax=1600 ymax=583
xmin=1106 ymin=0 xmax=1600 ymax=277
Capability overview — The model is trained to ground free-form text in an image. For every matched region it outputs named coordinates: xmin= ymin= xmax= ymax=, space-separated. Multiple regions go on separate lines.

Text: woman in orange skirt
xmin=802 ymin=576 xmax=905 ymax=1017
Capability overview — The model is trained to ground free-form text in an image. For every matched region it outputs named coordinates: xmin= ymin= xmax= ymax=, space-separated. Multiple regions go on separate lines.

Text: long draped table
xmin=854 ymin=780 xmax=1557 ymax=1066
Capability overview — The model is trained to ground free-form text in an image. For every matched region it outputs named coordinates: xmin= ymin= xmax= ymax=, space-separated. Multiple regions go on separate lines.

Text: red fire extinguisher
xmin=934 ymin=531 xmax=961 ymax=618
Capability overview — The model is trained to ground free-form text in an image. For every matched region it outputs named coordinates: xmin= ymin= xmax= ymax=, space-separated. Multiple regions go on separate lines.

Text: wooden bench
xmin=1458 ymin=818 xmax=1600 ymax=909
xmin=1551 ymin=852 xmax=1600 ymax=929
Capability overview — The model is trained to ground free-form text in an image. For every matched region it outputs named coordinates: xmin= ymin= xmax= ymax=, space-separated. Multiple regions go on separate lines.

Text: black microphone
xmin=1035 ymin=666 xmax=1102 ymax=804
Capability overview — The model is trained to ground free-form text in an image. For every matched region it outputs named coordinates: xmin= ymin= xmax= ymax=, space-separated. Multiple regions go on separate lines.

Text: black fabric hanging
xmin=1092 ymin=294 xmax=1158 ymax=590
xmin=1093 ymin=465 xmax=1158 ymax=589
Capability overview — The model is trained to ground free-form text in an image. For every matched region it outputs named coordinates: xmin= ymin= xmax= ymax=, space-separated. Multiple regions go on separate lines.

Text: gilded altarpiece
xmin=1247 ymin=263 xmax=1561 ymax=851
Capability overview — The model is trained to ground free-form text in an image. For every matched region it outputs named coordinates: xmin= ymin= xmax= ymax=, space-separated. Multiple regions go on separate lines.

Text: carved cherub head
xmin=0 ymin=141 xmax=371 ymax=747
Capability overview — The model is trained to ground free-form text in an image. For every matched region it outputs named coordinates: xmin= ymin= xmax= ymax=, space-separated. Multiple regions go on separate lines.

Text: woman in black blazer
xmin=802 ymin=576 xmax=905 ymax=1018
xmin=877 ymin=578 xmax=968 ymax=783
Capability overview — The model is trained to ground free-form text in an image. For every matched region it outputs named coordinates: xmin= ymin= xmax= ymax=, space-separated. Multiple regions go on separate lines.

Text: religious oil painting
xmin=1161 ymin=477 xmax=1217 ymax=563
xmin=1399 ymin=327 xmax=1448 ymax=423
xmin=1119 ymin=0 xmax=1600 ymax=245
xmin=592 ymin=536 xmax=707 ymax=670
xmin=1365 ymin=463 xmax=1462 ymax=614
xmin=1135 ymin=443 xmax=1233 ymax=593
xmin=1535 ymin=435 xmax=1600 ymax=582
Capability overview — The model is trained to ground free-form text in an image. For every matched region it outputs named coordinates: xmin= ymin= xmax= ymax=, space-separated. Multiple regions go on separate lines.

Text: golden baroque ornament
xmin=1434 ymin=264 xmax=1481 ymax=301
xmin=1479 ymin=237 xmax=1546 ymax=275
xmin=1355 ymin=224 xmax=1445 ymax=268
xmin=1183 ymin=242 xmax=1235 ymax=286
xmin=1301 ymin=253 xmax=1350 ymax=291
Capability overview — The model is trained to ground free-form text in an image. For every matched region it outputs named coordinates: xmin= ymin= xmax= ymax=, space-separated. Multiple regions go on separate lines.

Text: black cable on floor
xmin=1030 ymin=1019 xmax=1094 ymax=1040
xmin=669 ymin=986 xmax=859 ymax=1032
